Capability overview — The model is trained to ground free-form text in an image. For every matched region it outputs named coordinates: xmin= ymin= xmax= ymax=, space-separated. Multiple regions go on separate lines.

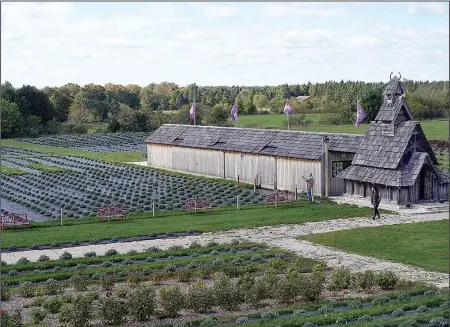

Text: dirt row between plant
xmin=2 ymin=213 xmax=448 ymax=287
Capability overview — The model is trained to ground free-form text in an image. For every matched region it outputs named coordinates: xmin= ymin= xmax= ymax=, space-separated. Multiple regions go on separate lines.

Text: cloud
xmin=201 ymin=5 xmax=238 ymax=19
xmin=407 ymin=2 xmax=448 ymax=15
xmin=98 ymin=37 xmax=142 ymax=48
xmin=263 ymin=3 xmax=345 ymax=18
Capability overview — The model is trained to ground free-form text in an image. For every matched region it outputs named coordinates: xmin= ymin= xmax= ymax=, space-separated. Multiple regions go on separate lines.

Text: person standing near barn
xmin=371 ymin=185 xmax=381 ymax=220
xmin=302 ymin=173 xmax=314 ymax=201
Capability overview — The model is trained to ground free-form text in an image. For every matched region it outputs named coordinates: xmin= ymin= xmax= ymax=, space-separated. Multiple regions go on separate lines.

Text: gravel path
xmin=2 ymin=213 xmax=448 ymax=287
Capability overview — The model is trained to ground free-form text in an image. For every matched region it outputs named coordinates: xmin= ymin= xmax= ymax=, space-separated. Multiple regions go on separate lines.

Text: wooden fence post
xmin=295 ymin=185 xmax=298 ymax=200
xmin=152 ymin=201 xmax=155 ymax=217
xmin=237 ymin=175 xmax=240 ymax=187
xmin=237 ymin=195 xmax=240 ymax=210
xmin=60 ymin=208 xmax=63 ymax=226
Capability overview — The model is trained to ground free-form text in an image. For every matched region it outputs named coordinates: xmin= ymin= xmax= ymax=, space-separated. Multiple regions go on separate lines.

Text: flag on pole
xmin=189 ymin=101 xmax=196 ymax=122
xmin=354 ymin=101 xmax=366 ymax=128
xmin=283 ymin=103 xmax=294 ymax=115
xmin=231 ymin=103 xmax=238 ymax=122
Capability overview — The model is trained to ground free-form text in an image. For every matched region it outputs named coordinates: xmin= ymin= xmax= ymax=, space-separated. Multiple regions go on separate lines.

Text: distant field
xmin=300 ymin=220 xmax=449 ymax=273
xmin=239 ymin=114 xmax=449 ymax=141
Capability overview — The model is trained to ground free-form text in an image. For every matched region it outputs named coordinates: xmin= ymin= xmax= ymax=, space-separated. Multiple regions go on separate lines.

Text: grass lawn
xmin=239 ymin=114 xmax=449 ymax=141
xmin=26 ymin=163 xmax=71 ymax=173
xmin=0 ymin=139 xmax=143 ymax=163
xmin=1 ymin=201 xmax=376 ymax=248
xmin=300 ymin=220 xmax=449 ymax=273
xmin=0 ymin=165 xmax=28 ymax=175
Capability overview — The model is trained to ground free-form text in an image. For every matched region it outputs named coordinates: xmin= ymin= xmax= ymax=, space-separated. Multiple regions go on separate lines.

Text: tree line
xmin=1 ymin=79 xmax=448 ymax=138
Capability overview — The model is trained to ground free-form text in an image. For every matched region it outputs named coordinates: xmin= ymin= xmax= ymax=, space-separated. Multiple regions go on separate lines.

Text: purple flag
xmin=231 ymin=103 xmax=238 ymax=121
xmin=283 ymin=103 xmax=294 ymax=115
xmin=189 ymin=101 xmax=196 ymax=121
xmin=354 ymin=101 xmax=366 ymax=128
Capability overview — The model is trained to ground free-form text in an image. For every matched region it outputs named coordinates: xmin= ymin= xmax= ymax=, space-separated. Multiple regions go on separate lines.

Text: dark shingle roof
xmin=146 ymin=124 xmax=363 ymax=160
xmin=338 ymin=152 xmax=446 ymax=187
xmin=352 ymin=121 xmax=418 ymax=170
xmin=375 ymin=97 xmax=412 ymax=122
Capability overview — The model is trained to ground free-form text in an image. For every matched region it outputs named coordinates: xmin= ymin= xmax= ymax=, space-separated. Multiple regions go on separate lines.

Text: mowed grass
xmin=0 ymin=165 xmax=28 ymax=175
xmin=300 ymin=220 xmax=449 ymax=273
xmin=239 ymin=114 xmax=449 ymax=140
xmin=1 ymin=201 xmax=375 ymax=248
xmin=0 ymin=139 xmax=143 ymax=163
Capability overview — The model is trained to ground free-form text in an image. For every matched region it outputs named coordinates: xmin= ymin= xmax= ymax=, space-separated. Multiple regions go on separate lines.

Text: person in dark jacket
xmin=371 ymin=185 xmax=381 ymax=220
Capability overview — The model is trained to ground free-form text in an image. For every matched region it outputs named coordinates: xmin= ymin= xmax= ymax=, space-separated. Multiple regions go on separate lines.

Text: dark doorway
xmin=419 ymin=170 xmax=425 ymax=200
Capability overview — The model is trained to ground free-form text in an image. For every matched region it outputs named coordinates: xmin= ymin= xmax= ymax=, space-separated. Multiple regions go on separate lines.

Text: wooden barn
xmin=146 ymin=125 xmax=362 ymax=196
xmin=337 ymin=75 xmax=449 ymax=205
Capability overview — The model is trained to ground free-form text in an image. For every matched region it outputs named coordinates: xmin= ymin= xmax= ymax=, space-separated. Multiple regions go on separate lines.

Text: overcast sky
xmin=1 ymin=2 xmax=449 ymax=88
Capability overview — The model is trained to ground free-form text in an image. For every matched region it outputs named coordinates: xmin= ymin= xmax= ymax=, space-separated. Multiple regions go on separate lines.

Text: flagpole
xmin=287 ymin=113 xmax=290 ymax=130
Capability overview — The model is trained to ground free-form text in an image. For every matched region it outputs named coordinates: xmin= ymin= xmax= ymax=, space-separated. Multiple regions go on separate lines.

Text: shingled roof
xmin=351 ymin=120 xmax=418 ymax=170
xmin=376 ymin=76 xmax=412 ymax=122
xmin=338 ymin=152 xmax=448 ymax=187
xmin=146 ymin=124 xmax=363 ymax=160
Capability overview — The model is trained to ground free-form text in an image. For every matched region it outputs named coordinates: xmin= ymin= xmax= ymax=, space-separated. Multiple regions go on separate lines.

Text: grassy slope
xmin=26 ymin=163 xmax=70 ymax=173
xmin=238 ymin=114 xmax=449 ymax=141
xmin=0 ymin=165 xmax=28 ymax=175
xmin=1 ymin=202 xmax=375 ymax=248
xmin=0 ymin=139 xmax=143 ymax=163
xmin=300 ymin=220 xmax=449 ymax=273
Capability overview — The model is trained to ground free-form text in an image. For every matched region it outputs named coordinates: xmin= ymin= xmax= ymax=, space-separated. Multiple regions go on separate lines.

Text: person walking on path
xmin=371 ymin=185 xmax=381 ymax=220
xmin=302 ymin=173 xmax=315 ymax=202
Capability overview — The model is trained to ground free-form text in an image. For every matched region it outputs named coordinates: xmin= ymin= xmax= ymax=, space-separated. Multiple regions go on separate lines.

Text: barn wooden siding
xmin=147 ymin=144 xmax=224 ymax=177
xmin=328 ymin=151 xmax=355 ymax=196
xmin=148 ymin=144 xmax=324 ymax=195
xmin=277 ymin=157 xmax=322 ymax=194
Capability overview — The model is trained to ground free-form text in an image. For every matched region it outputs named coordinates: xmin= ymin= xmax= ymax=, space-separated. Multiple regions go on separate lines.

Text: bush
xmin=358 ymin=315 xmax=374 ymax=322
xmin=43 ymin=297 xmax=62 ymax=314
xmin=399 ymin=320 xmax=420 ymax=327
xmin=186 ymin=282 xmax=213 ymax=313
xmin=7 ymin=270 xmax=17 ymax=276
xmin=99 ymin=273 xmax=114 ymax=291
xmin=126 ymin=271 xmax=143 ymax=286
xmin=299 ymin=267 xmax=325 ymax=301
xmin=207 ymin=241 xmax=219 ymax=247
xmin=8 ymin=244 xmax=17 ymax=250
xmin=84 ymin=251 xmax=96 ymax=257
xmin=99 ymin=296 xmax=127 ymax=325
xmin=189 ymin=241 xmax=201 ymax=248
xmin=165 ymin=264 xmax=177 ymax=272
xmin=375 ymin=271 xmax=398 ymax=289
xmin=391 ymin=308 xmax=405 ymax=317
xmin=70 ymin=275 xmax=88 ymax=291
xmin=294 ymin=309 xmax=307 ymax=316
xmin=115 ymin=286 xmax=129 ymax=299
xmin=58 ymin=295 xmax=92 ymax=327
xmin=416 ymin=305 xmax=428 ymax=312
xmin=236 ymin=317 xmax=250 ymax=324
xmin=330 ymin=268 xmax=351 ymax=291
xmin=51 ymin=241 xmax=60 ymax=248
xmin=429 ymin=317 xmax=447 ymax=327
xmin=105 ymin=249 xmax=118 ymax=256
xmin=352 ymin=270 xmax=375 ymax=290
xmin=372 ymin=296 xmax=390 ymax=306
xmin=397 ymin=293 xmax=411 ymax=301
xmin=159 ymin=285 xmax=184 ymax=318
xmin=31 ymin=307 xmax=47 ymax=324
xmin=19 ymin=281 xmax=36 ymax=298
xmin=102 ymin=261 xmax=113 ymax=268
xmin=275 ymin=275 xmax=299 ymax=304
xmin=318 ymin=304 xmax=334 ymax=314
xmin=123 ymin=258 xmax=133 ymax=265
xmin=261 ymin=311 xmax=279 ymax=319
xmin=38 ymin=254 xmax=50 ymax=262
xmin=336 ymin=318 xmax=348 ymax=326
xmin=1 ymin=285 xmax=10 ymax=301
xmin=303 ymin=323 xmax=317 ymax=327
xmin=59 ymin=251 xmax=73 ymax=260
xmin=347 ymin=299 xmax=363 ymax=309
xmin=424 ymin=290 xmax=437 ymax=297
xmin=212 ymin=273 xmax=241 ymax=311
xmin=128 ymin=283 xmax=156 ymax=321
xmin=200 ymin=318 xmax=217 ymax=327
xmin=42 ymin=279 xmax=60 ymax=295
xmin=16 ymin=257 xmax=30 ymax=265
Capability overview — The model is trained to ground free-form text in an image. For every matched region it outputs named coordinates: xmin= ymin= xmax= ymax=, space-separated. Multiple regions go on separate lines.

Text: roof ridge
xmin=161 ymin=124 xmax=364 ymax=137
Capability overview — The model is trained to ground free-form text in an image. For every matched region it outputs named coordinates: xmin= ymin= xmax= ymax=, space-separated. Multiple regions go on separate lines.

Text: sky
xmin=1 ymin=2 xmax=449 ymax=88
